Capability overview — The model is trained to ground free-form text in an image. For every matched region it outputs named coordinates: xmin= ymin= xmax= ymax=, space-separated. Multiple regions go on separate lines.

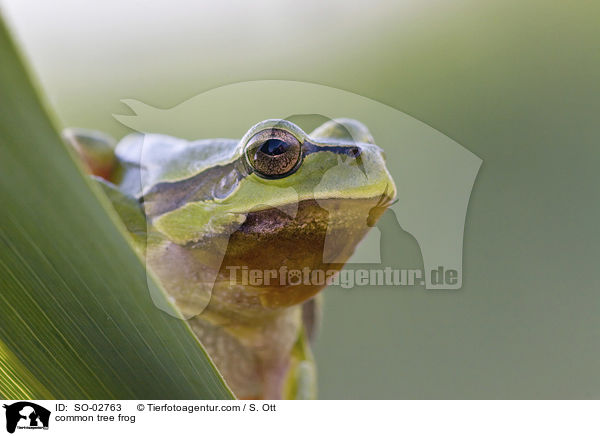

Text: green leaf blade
xmin=0 ymin=13 xmax=233 ymax=400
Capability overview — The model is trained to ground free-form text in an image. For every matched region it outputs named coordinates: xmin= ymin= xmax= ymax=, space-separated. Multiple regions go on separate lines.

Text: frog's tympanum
xmin=65 ymin=118 xmax=396 ymax=399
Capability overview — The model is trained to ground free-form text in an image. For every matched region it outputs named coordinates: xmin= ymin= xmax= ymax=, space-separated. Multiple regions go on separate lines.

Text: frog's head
xmin=141 ymin=118 xmax=396 ymax=312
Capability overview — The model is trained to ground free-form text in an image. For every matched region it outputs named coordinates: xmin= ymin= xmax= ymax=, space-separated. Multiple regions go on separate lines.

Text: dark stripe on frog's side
xmin=141 ymin=141 xmax=363 ymax=218
xmin=302 ymin=141 xmax=362 ymax=159
xmin=142 ymin=161 xmax=243 ymax=217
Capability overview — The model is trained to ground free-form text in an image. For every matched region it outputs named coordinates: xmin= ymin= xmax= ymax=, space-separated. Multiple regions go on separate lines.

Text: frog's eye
xmin=245 ymin=129 xmax=302 ymax=179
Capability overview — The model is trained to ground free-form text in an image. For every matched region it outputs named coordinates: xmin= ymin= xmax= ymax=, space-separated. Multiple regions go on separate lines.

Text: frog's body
xmin=65 ymin=119 xmax=396 ymax=399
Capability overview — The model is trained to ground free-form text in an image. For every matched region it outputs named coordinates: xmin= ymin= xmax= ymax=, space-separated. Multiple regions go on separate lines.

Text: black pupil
xmin=259 ymin=139 xmax=289 ymax=156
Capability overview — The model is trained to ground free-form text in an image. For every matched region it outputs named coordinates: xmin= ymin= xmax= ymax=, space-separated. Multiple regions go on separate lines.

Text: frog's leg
xmin=63 ymin=128 xmax=145 ymax=245
xmin=302 ymin=294 xmax=323 ymax=343
xmin=63 ymin=128 xmax=118 ymax=181
xmin=283 ymin=325 xmax=318 ymax=400
xmin=282 ymin=295 xmax=322 ymax=400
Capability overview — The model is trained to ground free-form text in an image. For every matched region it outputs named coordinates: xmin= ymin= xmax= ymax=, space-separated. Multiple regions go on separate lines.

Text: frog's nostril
xmin=349 ymin=147 xmax=361 ymax=158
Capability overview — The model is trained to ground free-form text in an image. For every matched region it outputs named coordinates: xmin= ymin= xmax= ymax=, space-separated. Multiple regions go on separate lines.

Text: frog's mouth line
xmin=238 ymin=182 xmax=396 ymax=219
xmin=180 ymin=191 xmax=395 ymax=254
xmin=234 ymin=194 xmax=394 ymax=235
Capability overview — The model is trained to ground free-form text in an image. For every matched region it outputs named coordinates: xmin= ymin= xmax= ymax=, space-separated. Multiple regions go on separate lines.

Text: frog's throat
xmin=212 ymin=196 xmax=391 ymax=311
xmin=146 ymin=195 xmax=392 ymax=319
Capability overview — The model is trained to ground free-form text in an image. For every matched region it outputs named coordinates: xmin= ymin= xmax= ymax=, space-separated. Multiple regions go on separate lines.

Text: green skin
xmin=65 ymin=119 xmax=396 ymax=399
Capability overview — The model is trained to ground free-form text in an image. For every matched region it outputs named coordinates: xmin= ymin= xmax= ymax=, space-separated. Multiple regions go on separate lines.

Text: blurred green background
xmin=2 ymin=0 xmax=599 ymax=398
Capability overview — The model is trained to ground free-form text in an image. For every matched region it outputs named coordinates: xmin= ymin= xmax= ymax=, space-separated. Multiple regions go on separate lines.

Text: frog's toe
xmin=63 ymin=128 xmax=117 ymax=180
